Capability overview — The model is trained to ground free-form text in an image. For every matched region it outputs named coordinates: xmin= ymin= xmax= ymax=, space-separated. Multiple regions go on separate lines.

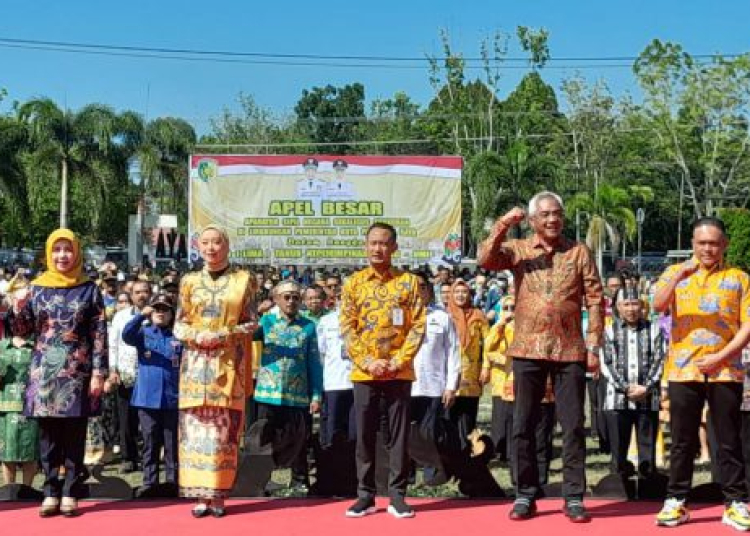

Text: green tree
xmin=567 ymin=183 xmax=654 ymax=275
xmin=720 ymin=208 xmax=750 ymax=272
xmin=18 ymin=99 xmax=123 ymax=228
xmin=294 ymin=83 xmax=366 ymax=154
xmin=634 ymin=39 xmax=750 ymax=218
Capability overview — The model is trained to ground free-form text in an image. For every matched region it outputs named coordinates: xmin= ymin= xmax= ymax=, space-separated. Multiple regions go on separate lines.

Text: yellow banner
xmin=188 ymin=155 xmax=462 ymax=266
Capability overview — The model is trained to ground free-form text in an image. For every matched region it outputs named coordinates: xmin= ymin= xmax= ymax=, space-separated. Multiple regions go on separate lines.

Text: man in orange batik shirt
xmin=340 ymin=222 xmax=425 ymax=520
xmin=653 ymin=217 xmax=750 ymax=531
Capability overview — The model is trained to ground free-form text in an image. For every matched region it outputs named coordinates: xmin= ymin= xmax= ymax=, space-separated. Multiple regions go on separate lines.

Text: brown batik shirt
xmin=478 ymin=224 xmax=604 ymax=362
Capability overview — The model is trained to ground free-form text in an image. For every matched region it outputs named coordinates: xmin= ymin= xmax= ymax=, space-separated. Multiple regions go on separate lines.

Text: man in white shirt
xmin=108 ymin=280 xmax=152 ymax=472
xmin=410 ymin=270 xmax=461 ymax=481
xmin=325 ymin=159 xmax=356 ymax=201
xmin=317 ymin=303 xmax=354 ymax=448
xmin=296 ymin=157 xmax=326 ymax=214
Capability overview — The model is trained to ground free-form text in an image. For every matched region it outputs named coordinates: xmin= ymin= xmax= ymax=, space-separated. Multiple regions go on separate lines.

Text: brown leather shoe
xmin=39 ymin=497 xmax=60 ymax=518
xmin=60 ymin=497 xmax=79 ymax=517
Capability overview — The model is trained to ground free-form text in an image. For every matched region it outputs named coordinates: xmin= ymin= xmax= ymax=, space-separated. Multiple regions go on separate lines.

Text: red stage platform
xmin=0 ymin=498 xmax=732 ymax=536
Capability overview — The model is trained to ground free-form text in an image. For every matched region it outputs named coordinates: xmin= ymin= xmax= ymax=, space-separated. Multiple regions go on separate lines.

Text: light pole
xmin=636 ymin=208 xmax=645 ymax=275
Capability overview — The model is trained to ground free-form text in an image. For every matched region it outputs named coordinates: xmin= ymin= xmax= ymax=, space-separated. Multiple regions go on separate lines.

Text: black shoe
xmin=387 ymin=497 xmax=415 ymax=519
xmin=191 ymin=504 xmax=211 ymax=518
xmin=509 ymin=498 xmax=537 ymax=520
xmin=563 ymin=500 xmax=591 ymax=523
xmin=211 ymin=507 xmax=226 ymax=518
xmin=345 ymin=497 xmax=377 ymax=518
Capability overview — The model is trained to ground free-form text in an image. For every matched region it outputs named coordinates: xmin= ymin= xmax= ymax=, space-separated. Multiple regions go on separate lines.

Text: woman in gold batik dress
xmin=174 ymin=225 xmax=257 ymax=518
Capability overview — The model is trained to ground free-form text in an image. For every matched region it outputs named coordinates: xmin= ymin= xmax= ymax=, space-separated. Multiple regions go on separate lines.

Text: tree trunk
xmin=60 ymin=158 xmax=69 ymax=228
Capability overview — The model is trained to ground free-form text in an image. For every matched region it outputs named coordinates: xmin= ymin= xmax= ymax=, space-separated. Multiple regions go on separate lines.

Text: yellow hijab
xmin=32 ymin=228 xmax=90 ymax=288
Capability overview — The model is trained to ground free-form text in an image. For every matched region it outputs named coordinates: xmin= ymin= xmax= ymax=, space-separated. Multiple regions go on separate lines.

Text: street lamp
xmin=636 ymin=208 xmax=645 ymax=274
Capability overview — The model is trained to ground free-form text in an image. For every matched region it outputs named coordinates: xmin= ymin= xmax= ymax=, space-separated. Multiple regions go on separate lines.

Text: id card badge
xmin=392 ymin=307 xmax=404 ymax=327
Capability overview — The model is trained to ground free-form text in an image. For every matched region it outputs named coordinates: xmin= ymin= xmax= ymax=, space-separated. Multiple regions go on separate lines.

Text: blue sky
xmin=1 ymin=0 xmax=748 ymax=135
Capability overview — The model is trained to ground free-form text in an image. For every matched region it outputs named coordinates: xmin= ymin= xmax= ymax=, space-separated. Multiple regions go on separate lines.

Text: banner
xmin=188 ymin=155 xmax=462 ymax=266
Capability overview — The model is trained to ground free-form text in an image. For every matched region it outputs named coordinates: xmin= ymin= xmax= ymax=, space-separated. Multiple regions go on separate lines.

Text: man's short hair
xmin=528 ymin=191 xmax=564 ymax=218
xmin=692 ymin=216 xmax=727 ymax=236
xmin=132 ymin=279 xmax=152 ymax=292
xmin=366 ymin=222 xmax=397 ymax=242
xmin=304 ymin=284 xmax=326 ymax=299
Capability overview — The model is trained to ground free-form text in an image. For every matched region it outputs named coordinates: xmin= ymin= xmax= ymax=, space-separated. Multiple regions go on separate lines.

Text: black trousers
xmin=588 ymin=377 xmax=610 ymax=453
xmin=291 ymin=412 xmax=312 ymax=485
xmin=138 ymin=408 xmax=178 ymax=486
xmin=740 ymin=412 xmax=750 ymax=493
xmin=353 ymin=380 xmax=411 ymax=500
xmin=117 ymin=385 xmax=139 ymax=463
xmin=490 ymin=397 xmax=513 ymax=459
xmin=38 ymin=417 xmax=88 ymax=498
xmin=255 ymin=403 xmax=308 ymax=468
xmin=320 ymin=389 xmax=356 ymax=447
xmin=603 ymin=410 xmax=658 ymax=474
xmin=513 ymin=358 xmax=586 ymax=500
xmin=447 ymin=396 xmax=479 ymax=450
xmin=668 ymin=381 xmax=745 ymax=503
xmin=507 ymin=402 xmax=555 ymax=486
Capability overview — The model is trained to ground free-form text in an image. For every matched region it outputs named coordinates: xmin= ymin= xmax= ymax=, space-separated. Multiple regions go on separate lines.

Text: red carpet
xmin=0 ymin=498 xmax=732 ymax=536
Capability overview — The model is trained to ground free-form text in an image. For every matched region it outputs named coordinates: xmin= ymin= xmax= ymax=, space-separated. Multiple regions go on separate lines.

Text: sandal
xmin=191 ymin=503 xmax=211 ymax=518
xmin=211 ymin=499 xmax=226 ymax=518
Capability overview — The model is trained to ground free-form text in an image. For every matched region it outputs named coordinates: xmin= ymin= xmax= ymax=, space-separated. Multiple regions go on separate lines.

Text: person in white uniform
xmin=317 ymin=301 xmax=354 ymax=447
xmin=409 ymin=270 xmax=461 ymax=480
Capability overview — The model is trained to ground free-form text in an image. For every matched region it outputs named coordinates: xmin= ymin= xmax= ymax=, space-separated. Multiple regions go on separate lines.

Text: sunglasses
xmin=503 ymin=306 xmax=515 ymax=311
xmin=281 ymin=294 xmax=301 ymax=302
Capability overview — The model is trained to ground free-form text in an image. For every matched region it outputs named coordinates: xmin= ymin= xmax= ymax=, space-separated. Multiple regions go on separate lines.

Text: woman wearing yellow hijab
xmin=9 ymin=229 xmax=108 ymax=518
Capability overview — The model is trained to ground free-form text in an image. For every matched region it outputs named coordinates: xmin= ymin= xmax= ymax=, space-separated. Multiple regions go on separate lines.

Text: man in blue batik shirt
xmin=253 ymin=280 xmax=323 ymax=490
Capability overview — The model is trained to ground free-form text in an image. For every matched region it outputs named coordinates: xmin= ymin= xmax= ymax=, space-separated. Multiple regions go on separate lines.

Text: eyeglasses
xmin=503 ymin=306 xmax=514 ymax=311
xmin=281 ymin=294 xmax=301 ymax=301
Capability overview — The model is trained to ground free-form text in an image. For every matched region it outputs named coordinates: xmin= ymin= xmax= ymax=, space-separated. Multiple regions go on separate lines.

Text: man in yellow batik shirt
xmin=340 ymin=222 xmax=425 ymax=519
xmin=653 ymin=217 xmax=750 ymax=531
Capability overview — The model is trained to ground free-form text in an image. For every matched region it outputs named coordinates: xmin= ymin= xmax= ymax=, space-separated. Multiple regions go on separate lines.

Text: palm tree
xmin=18 ymin=99 xmax=121 ymax=228
xmin=567 ymin=183 xmax=654 ymax=275
xmin=137 ymin=117 xmax=196 ymax=220
xmin=0 ymin=116 xmax=31 ymax=244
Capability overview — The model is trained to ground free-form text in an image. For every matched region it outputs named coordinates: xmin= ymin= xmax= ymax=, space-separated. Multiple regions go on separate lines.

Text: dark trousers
xmin=491 ymin=397 xmax=513 ymax=459
xmin=138 ymin=408 xmax=178 ymax=486
xmin=117 ymin=385 xmax=139 ymax=463
xmin=447 ymin=396 xmax=479 ymax=450
xmin=740 ymin=412 xmax=750 ymax=493
xmin=320 ymin=389 xmax=355 ymax=447
xmin=410 ymin=396 xmax=442 ymax=479
xmin=668 ymin=381 xmax=745 ymax=503
xmin=588 ymin=376 xmax=610 ymax=453
xmin=513 ymin=358 xmax=586 ymax=500
xmin=353 ymin=380 xmax=411 ymax=500
xmin=604 ymin=409 xmax=658 ymax=474
xmin=38 ymin=417 xmax=88 ymax=498
xmin=507 ymin=402 xmax=555 ymax=486
xmin=255 ymin=403 xmax=308 ymax=468
xmin=291 ymin=412 xmax=312 ymax=485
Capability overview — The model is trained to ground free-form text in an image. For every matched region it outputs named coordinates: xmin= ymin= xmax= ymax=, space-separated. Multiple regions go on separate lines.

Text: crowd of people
xmin=1 ymin=190 xmax=750 ymax=531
